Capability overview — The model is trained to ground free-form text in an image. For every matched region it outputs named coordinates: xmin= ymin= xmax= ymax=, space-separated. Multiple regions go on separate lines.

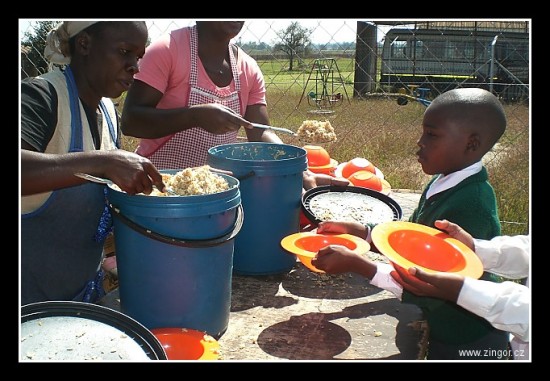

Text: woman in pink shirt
xmin=121 ymin=21 xmax=347 ymax=189
xmin=121 ymin=21 xmax=282 ymax=169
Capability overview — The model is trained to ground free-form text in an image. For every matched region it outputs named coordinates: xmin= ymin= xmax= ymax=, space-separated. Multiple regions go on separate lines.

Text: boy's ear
xmin=466 ymin=133 xmax=481 ymax=152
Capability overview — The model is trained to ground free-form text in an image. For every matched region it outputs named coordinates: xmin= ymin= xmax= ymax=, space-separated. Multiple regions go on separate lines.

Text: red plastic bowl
xmin=151 ymin=328 xmax=220 ymax=360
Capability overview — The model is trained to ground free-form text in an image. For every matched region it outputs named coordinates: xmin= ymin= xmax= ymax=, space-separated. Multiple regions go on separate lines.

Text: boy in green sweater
xmin=311 ymin=87 xmax=508 ymax=360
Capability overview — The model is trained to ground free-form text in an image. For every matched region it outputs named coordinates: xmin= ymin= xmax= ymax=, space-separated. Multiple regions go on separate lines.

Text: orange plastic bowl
xmin=308 ymin=158 xmax=338 ymax=176
xmin=281 ymin=232 xmax=371 ymax=273
xmin=341 ymin=158 xmax=376 ymax=178
xmin=304 ymin=145 xmax=331 ymax=167
xmin=151 ymin=328 xmax=220 ymax=360
xmin=348 ymin=171 xmax=383 ymax=191
xmin=296 ymin=252 xmax=323 ymax=273
xmin=371 ymin=221 xmax=483 ymax=278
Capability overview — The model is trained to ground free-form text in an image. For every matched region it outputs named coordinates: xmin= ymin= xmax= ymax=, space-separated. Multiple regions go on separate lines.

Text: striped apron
xmin=148 ymin=25 xmax=242 ymax=169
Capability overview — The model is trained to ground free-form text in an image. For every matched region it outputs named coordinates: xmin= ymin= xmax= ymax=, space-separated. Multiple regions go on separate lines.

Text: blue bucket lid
xmin=207 ymin=143 xmax=307 ymax=177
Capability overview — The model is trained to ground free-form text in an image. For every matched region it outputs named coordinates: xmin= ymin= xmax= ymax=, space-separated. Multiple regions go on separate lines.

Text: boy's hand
xmin=391 ymin=264 xmax=465 ymax=303
xmin=312 ymin=245 xmax=359 ymax=274
xmin=302 ymin=170 xmax=349 ymax=191
xmin=316 ymin=220 xmax=367 ymax=239
xmin=434 ymin=219 xmax=475 ymax=251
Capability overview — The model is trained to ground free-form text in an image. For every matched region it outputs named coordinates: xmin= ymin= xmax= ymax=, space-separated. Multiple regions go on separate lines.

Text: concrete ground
xmin=100 ymin=190 xmax=427 ymax=361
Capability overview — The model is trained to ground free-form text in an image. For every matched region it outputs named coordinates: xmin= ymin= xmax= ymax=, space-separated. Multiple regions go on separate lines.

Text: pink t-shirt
xmin=134 ymin=26 xmax=267 ymax=156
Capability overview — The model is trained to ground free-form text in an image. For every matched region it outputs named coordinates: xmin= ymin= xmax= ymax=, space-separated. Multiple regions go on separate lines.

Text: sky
xmin=145 ymin=19 xmax=374 ymax=44
xmin=20 ymin=19 xmax=531 ymax=46
xmin=19 ymin=19 xmax=396 ymax=45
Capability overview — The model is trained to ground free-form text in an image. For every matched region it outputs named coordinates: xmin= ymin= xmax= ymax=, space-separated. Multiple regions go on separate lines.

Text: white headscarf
xmin=44 ymin=21 xmax=99 ymax=65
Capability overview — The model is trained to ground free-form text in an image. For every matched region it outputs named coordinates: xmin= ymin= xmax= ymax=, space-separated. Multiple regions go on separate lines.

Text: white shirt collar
xmin=426 ymin=161 xmax=483 ymax=199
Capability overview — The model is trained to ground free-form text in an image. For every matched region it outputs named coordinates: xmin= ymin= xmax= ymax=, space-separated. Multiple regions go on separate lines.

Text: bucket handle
xmin=234 ymin=170 xmax=255 ymax=181
xmin=108 ymin=203 xmax=244 ymax=248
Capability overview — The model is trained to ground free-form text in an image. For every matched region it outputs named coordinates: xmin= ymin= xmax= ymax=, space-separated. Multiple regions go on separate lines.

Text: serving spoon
xmin=251 ymin=123 xmax=297 ymax=136
xmin=74 ymin=173 xmax=178 ymax=195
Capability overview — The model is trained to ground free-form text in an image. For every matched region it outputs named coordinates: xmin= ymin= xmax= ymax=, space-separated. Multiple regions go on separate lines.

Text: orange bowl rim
xmin=281 ymin=232 xmax=371 ymax=274
xmin=371 ymin=221 xmax=483 ymax=278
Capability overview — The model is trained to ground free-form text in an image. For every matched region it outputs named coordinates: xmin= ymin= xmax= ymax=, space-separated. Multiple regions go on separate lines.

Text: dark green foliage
xmin=21 ymin=21 xmax=60 ymax=78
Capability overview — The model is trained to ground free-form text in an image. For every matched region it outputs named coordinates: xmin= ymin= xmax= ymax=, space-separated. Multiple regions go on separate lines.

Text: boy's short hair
xmin=430 ymin=88 xmax=507 ymax=152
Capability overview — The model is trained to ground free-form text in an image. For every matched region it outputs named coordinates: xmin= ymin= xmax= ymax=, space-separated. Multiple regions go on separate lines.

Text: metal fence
xmin=20 ymin=20 xmax=530 ymax=98
xmin=19 ymin=19 xmax=531 ymax=234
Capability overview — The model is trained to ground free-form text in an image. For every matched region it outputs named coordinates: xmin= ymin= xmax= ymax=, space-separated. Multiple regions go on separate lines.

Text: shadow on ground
xmin=256 ymin=298 xmax=423 ymax=360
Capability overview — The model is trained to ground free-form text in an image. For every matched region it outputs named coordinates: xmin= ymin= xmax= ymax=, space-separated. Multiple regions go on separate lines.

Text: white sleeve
xmin=474 ymin=235 xmax=530 ymax=279
xmin=457 ymin=277 xmax=530 ymax=342
xmin=369 ymin=263 xmax=403 ymax=300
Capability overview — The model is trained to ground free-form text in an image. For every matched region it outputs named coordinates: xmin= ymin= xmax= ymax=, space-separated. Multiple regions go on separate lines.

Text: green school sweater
xmin=403 ymin=167 xmax=504 ymax=345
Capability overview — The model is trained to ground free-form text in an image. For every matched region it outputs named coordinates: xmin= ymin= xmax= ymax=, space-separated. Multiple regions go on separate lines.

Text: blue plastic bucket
xmin=208 ymin=143 xmax=307 ymax=275
xmin=106 ymin=172 xmax=241 ymax=338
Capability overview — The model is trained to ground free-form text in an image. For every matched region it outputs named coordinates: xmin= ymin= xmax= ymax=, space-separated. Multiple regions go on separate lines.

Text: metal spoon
xmin=74 ymin=173 xmax=178 ymax=195
xmin=251 ymin=123 xmax=297 ymax=136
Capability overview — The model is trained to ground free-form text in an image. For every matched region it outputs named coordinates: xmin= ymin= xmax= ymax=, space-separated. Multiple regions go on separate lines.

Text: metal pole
xmin=353 ymin=21 xmax=377 ymax=97
xmin=489 ymin=35 xmax=498 ymax=93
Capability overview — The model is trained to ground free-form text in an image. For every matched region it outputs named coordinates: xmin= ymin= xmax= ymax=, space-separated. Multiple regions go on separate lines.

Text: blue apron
xmin=21 ymin=67 xmax=116 ymax=305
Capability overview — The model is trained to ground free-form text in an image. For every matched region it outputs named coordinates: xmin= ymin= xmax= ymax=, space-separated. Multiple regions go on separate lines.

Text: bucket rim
xmin=208 ymin=142 xmax=307 ymax=161
xmin=208 ymin=143 xmax=307 ymax=176
xmin=106 ymin=172 xmax=239 ymax=200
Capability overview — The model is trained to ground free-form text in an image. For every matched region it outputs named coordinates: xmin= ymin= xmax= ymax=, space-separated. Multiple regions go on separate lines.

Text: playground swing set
xmin=395 ymin=85 xmax=432 ymax=107
xmin=297 ymin=58 xmax=431 ymax=112
xmin=297 ymin=58 xmax=351 ymax=114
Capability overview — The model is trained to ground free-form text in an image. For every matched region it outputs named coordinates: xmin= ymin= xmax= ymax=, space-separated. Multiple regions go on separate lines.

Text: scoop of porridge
xmin=297 ymin=120 xmax=337 ymax=143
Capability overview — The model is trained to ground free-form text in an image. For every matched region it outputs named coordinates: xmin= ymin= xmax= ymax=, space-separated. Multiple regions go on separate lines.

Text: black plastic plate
xmin=21 ymin=301 xmax=167 ymax=360
xmin=302 ymin=185 xmax=403 ymax=225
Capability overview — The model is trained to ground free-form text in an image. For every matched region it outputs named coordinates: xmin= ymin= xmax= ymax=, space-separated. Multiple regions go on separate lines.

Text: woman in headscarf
xmin=21 ymin=21 xmax=165 ymax=305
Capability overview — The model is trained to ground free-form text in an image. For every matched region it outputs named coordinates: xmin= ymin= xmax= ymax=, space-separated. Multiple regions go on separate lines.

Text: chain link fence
xmin=20 ymin=19 xmax=530 ymax=234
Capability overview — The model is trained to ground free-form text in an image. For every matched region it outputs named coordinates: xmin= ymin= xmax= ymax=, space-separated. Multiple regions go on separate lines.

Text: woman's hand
xmin=96 ymin=150 xmax=165 ymax=195
xmin=190 ymin=103 xmax=253 ymax=134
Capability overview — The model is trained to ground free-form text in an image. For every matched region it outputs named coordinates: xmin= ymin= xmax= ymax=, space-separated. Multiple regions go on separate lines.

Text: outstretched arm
xmin=21 ymin=146 xmax=166 ymax=196
xmin=435 ymin=219 xmax=529 ymax=279
xmin=391 ymin=265 xmax=530 ymax=341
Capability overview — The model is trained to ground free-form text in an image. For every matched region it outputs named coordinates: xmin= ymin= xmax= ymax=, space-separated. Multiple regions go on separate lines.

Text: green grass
xmin=118 ymin=64 xmax=530 ymax=236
